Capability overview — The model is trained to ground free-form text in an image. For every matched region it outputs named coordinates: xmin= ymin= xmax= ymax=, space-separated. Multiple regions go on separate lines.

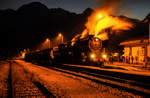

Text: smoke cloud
xmin=96 ymin=0 xmax=121 ymax=14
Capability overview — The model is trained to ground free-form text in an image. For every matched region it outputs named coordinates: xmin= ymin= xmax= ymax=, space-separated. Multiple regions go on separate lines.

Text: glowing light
xmin=102 ymin=54 xmax=107 ymax=59
xmin=98 ymin=14 xmax=102 ymax=18
xmin=46 ymin=38 xmax=49 ymax=42
xmin=95 ymin=38 xmax=99 ymax=41
xmin=91 ymin=54 xmax=95 ymax=59
xmin=58 ymin=33 xmax=62 ymax=37
xmin=21 ymin=52 xmax=26 ymax=58
xmin=44 ymin=38 xmax=50 ymax=49
xmin=114 ymin=53 xmax=119 ymax=56
xmin=58 ymin=33 xmax=63 ymax=44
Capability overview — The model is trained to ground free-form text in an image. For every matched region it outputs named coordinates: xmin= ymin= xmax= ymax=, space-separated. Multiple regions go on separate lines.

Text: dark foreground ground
xmin=0 ymin=60 xmax=149 ymax=97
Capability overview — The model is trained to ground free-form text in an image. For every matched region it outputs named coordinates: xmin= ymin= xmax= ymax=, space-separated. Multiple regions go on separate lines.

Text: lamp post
xmin=58 ymin=33 xmax=63 ymax=44
xmin=46 ymin=38 xmax=50 ymax=48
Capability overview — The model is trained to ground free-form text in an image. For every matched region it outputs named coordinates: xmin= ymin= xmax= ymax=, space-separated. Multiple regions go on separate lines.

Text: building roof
xmin=120 ymin=36 xmax=149 ymax=46
xmin=143 ymin=13 xmax=150 ymax=23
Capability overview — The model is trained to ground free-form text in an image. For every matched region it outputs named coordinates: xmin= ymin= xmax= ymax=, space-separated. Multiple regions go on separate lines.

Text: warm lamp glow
xmin=58 ymin=33 xmax=62 ymax=37
xmin=22 ymin=52 xmax=26 ymax=58
xmin=98 ymin=14 xmax=102 ymax=18
xmin=102 ymin=54 xmax=107 ymax=59
xmin=91 ymin=54 xmax=95 ymax=59
xmin=46 ymin=38 xmax=49 ymax=42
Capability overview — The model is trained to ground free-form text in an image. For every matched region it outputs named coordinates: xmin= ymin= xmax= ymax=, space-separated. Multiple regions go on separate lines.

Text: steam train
xmin=25 ymin=35 xmax=104 ymax=66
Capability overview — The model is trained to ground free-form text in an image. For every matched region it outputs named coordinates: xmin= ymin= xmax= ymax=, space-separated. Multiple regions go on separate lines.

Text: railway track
xmin=16 ymin=60 xmax=143 ymax=97
xmin=48 ymin=63 xmax=150 ymax=97
xmin=1 ymin=60 xmax=149 ymax=97
xmin=0 ymin=61 xmax=10 ymax=98
xmin=0 ymin=61 xmax=55 ymax=97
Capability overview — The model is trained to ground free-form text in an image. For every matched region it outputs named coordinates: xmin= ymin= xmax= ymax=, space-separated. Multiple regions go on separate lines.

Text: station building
xmin=120 ymin=36 xmax=150 ymax=65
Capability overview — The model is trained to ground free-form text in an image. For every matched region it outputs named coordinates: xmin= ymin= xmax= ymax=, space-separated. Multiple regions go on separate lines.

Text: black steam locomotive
xmin=25 ymin=35 xmax=104 ymax=66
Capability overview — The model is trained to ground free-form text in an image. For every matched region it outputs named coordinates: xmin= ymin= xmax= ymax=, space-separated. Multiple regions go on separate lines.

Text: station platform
xmin=105 ymin=62 xmax=150 ymax=70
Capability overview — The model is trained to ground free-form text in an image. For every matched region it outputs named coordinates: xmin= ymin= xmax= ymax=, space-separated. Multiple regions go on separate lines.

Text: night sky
xmin=0 ymin=0 xmax=150 ymax=19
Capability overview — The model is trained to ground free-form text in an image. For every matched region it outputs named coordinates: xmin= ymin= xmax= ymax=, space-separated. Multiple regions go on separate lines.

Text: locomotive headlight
xmin=91 ymin=54 xmax=95 ymax=59
xmin=95 ymin=38 xmax=99 ymax=41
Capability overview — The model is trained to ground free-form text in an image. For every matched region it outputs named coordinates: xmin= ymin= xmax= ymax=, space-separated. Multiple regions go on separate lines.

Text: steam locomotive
xmin=25 ymin=35 xmax=104 ymax=66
